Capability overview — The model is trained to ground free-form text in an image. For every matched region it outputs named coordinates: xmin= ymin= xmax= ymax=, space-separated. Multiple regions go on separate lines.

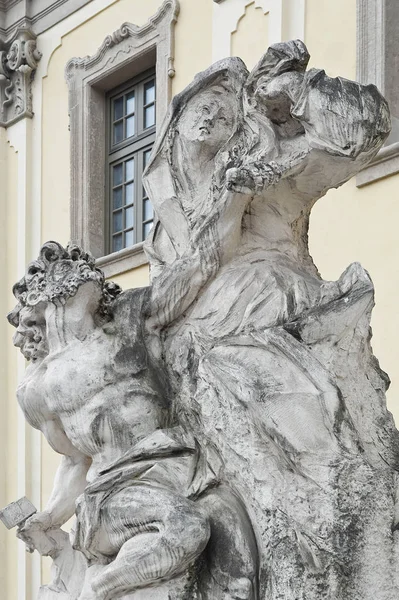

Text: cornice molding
xmin=0 ymin=0 xmax=23 ymax=10
xmin=0 ymin=27 xmax=41 ymax=127
xmin=0 ymin=0 xmax=93 ymax=42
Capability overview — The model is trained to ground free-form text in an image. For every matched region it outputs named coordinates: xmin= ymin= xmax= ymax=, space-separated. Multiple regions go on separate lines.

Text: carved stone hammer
xmin=0 ymin=496 xmax=60 ymax=556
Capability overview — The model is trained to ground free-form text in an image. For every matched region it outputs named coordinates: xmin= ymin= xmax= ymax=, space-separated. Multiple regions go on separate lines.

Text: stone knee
xmin=91 ymin=486 xmax=210 ymax=598
xmin=162 ymin=497 xmax=211 ymax=558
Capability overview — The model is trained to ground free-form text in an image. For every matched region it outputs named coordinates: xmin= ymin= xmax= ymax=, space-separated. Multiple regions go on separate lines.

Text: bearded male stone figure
xmin=8 ymin=243 xmax=210 ymax=600
xmin=7 ymin=39 xmax=399 ymax=600
xmin=9 ymin=241 xmax=258 ymax=600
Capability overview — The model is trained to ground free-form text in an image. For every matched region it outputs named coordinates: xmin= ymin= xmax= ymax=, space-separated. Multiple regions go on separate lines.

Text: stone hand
xmin=226 ymin=167 xmax=258 ymax=195
xmin=226 ymin=161 xmax=282 ymax=195
xmin=17 ymin=510 xmax=54 ymax=554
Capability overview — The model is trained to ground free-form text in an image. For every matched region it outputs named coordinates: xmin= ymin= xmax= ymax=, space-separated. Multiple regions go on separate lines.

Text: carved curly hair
xmin=7 ymin=241 xmax=122 ymax=328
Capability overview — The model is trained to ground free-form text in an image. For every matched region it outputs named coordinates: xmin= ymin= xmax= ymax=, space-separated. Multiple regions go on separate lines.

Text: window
xmin=65 ymin=0 xmax=179 ymax=277
xmin=357 ymin=0 xmax=399 ymax=186
xmin=107 ymin=72 xmax=156 ymax=253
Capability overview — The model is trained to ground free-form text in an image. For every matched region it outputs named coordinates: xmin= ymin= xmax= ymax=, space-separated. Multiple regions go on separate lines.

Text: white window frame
xmin=65 ymin=0 xmax=179 ymax=277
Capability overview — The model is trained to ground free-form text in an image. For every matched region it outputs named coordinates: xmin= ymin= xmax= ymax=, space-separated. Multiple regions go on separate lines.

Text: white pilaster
xmin=7 ymin=117 xmax=32 ymax=600
xmin=283 ymin=0 xmax=305 ymax=41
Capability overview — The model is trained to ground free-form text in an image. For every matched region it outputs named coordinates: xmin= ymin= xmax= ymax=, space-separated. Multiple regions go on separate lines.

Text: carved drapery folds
xmin=0 ymin=28 xmax=41 ymax=127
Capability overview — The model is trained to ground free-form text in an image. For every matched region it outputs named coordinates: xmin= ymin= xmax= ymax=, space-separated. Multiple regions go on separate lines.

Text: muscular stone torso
xmin=17 ymin=288 xmax=169 ymax=482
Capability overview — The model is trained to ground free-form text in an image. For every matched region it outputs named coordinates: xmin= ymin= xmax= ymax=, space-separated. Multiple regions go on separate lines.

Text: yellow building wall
xmin=112 ymin=264 xmax=150 ymax=290
xmin=304 ymin=0 xmax=399 ymax=423
xmin=231 ymin=3 xmax=269 ymax=71
xmin=172 ymin=0 xmax=212 ymax=94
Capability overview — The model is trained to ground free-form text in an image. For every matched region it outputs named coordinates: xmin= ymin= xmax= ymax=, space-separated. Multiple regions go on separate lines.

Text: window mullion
xmin=137 ymin=81 xmax=144 ymax=135
xmin=136 ymin=150 xmax=144 ymax=243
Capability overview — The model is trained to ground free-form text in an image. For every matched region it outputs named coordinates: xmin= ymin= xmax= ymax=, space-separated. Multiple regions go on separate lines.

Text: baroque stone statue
xmin=5 ymin=40 xmax=399 ymax=600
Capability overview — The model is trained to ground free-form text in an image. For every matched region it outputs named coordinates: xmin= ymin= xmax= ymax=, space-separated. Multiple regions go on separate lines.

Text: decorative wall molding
xmin=65 ymin=0 xmax=179 ymax=263
xmin=357 ymin=0 xmax=399 ymax=185
xmin=212 ymin=0 xmax=305 ymax=62
xmin=0 ymin=0 xmax=93 ymax=43
xmin=0 ymin=27 xmax=41 ymax=127
xmin=65 ymin=0 xmax=178 ymax=84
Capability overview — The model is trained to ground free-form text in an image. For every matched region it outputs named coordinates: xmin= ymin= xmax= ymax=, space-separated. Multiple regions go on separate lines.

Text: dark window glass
xmin=107 ymin=71 xmax=156 ymax=252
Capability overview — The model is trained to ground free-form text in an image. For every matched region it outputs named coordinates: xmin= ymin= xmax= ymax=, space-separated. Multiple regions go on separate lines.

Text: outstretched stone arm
xmin=17 ymin=422 xmax=90 ymax=552
xmin=42 ymin=453 xmax=90 ymax=527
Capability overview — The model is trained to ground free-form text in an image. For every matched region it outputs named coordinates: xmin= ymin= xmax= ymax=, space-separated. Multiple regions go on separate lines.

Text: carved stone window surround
xmin=357 ymin=0 xmax=399 ymax=186
xmin=65 ymin=0 xmax=179 ymax=276
xmin=96 ymin=241 xmax=147 ymax=278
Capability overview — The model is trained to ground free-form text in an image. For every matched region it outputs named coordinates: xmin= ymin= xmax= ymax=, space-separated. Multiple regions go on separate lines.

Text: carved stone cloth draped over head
xmin=143 ymin=56 xmax=249 ymax=275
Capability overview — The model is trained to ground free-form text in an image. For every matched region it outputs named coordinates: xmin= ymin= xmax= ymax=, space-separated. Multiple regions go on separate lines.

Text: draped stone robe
xmin=143 ymin=42 xmax=399 ymax=599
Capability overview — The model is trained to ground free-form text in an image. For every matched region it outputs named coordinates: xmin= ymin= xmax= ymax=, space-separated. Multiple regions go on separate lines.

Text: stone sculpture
xmin=5 ymin=40 xmax=399 ymax=599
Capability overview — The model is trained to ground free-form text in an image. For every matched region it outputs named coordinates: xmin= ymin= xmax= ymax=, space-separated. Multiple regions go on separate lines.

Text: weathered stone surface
xmin=4 ymin=41 xmax=399 ymax=599
xmin=0 ymin=496 xmax=36 ymax=529
xmin=0 ymin=27 xmax=41 ymax=127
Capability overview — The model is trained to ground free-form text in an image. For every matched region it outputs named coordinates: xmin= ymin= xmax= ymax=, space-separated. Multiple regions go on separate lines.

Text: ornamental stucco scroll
xmin=0 ymin=27 xmax=41 ymax=127
xmin=4 ymin=41 xmax=399 ymax=600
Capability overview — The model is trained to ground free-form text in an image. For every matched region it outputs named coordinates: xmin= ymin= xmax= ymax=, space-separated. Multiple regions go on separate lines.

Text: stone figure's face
xmin=179 ymin=90 xmax=236 ymax=153
xmin=13 ymin=305 xmax=48 ymax=362
xmin=8 ymin=242 xmax=120 ymax=361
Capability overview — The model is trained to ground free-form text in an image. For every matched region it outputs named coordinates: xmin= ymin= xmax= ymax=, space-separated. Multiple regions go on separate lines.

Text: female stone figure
xmin=144 ymin=41 xmax=399 ymax=599
xmin=145 ymin=40 xmax=390 ymax=333
xmin=144 ymin=56 xmax=249 ymax=280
